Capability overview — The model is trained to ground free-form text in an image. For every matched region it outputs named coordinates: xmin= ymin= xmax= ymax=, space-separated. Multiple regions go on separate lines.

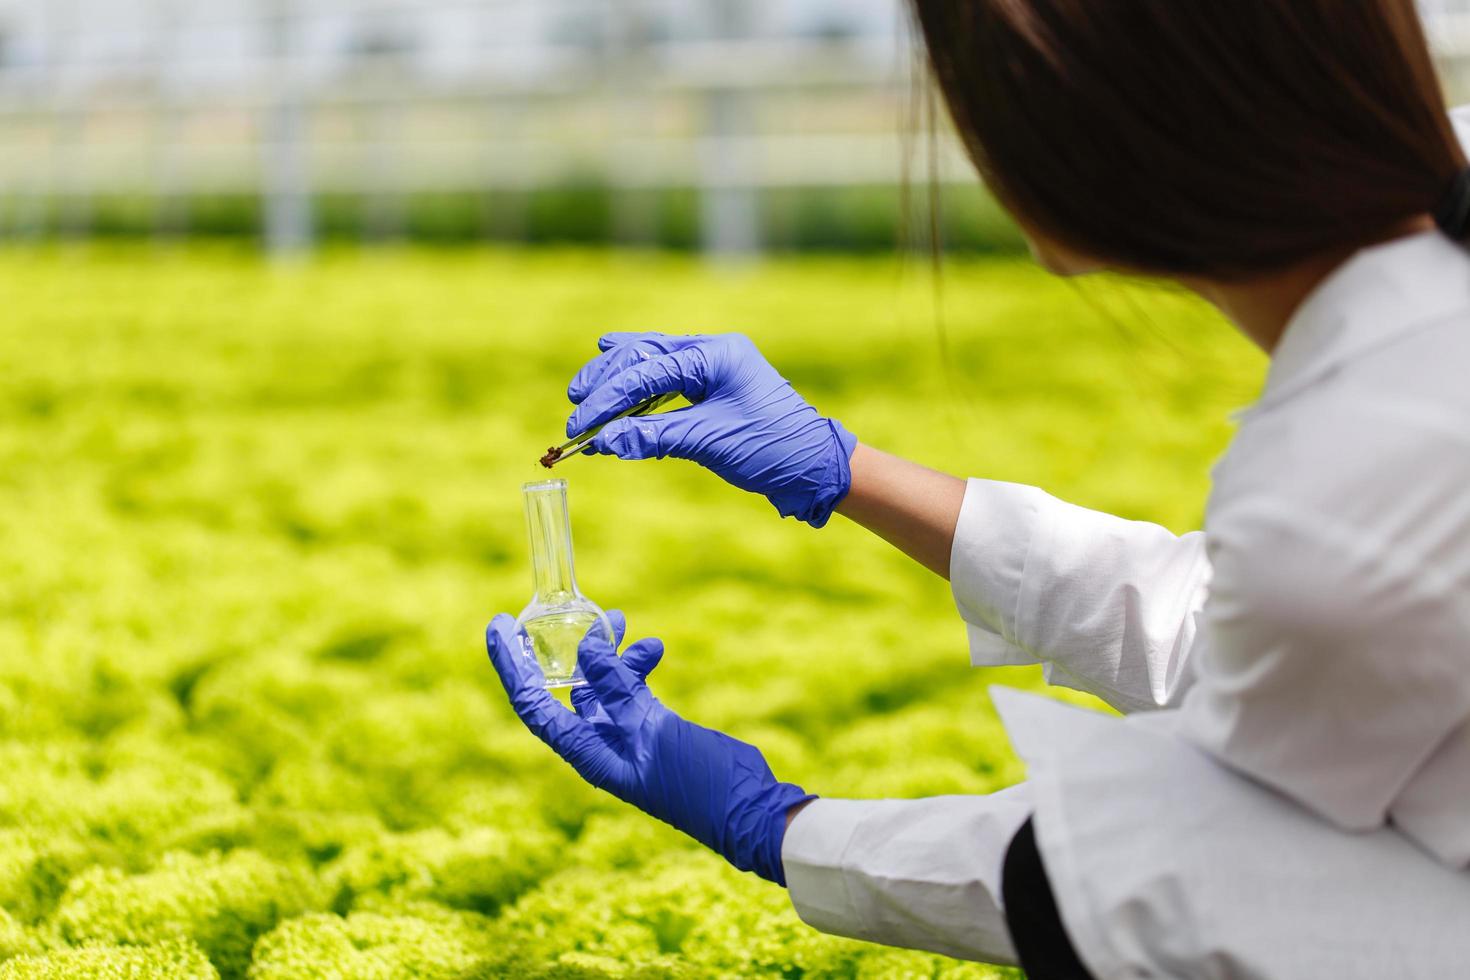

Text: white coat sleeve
xmin=781 ymin=786 xmax=1034 ymax=966
xmin=949 ymin=478 xmax=1211 ymax=713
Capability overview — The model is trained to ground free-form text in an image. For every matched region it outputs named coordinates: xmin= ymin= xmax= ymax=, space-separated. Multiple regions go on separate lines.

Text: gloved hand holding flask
xmin=564 ymin=332 xmax=858 ymax=528
xmin=486 ymin=612 xmax=814 ymax=885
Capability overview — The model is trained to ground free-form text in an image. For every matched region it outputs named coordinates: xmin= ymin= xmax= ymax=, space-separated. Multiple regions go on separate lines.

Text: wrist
xmin=800 ymin=420 xmax=859 ymax=529
xmin=834 ymin=440 xmax=873 ymax=519
xmin=785 ymin=797 xmax=816 ymax=830
xmin=757 ymin=787 xmax=817 ymax=887
xmin=829 ymin=442 xmax=966 ymax=579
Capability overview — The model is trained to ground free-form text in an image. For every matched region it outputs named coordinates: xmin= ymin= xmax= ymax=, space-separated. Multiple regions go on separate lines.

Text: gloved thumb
xmin=599 ymin=609 xmax=663 ymax=679
xmin=578 ymin=626 xmax=642 ymax=715
xmin=591 ymin=412 xmax=698 ymax=462
xmin=569 ymin=635 xmax=663 ymax=719
xmin=485 ymin=614 xmax=535 ymax=693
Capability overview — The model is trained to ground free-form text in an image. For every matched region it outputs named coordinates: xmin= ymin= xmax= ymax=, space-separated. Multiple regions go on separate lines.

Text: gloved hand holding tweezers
xmin=556 ymin=332 xmax=858 ymax=528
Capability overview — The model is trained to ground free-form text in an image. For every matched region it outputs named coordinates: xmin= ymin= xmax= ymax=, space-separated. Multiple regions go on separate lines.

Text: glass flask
xmin=515 ymin=478 xmax=613 ymax=689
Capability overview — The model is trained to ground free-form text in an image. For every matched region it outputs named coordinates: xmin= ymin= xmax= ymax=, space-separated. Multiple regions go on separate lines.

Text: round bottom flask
xmin=515 ymin=479 xmax=613 ymax=688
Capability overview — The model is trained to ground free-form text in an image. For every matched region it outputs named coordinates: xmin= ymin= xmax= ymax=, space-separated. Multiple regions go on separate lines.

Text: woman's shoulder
xmin=1206 ymin=318 xmax=1470 ymax=610
xmin=1215 ymin=301 xmax=1470 ymax=502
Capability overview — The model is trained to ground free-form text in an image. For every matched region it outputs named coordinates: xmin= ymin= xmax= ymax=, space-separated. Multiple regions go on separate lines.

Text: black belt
xmin=1002 ymin=818 xmax=1097 ymax=980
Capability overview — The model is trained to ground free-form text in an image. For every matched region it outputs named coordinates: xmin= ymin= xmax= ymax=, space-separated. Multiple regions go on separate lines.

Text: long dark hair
xmin=908 ymin=0 xmax=1467 ymax=277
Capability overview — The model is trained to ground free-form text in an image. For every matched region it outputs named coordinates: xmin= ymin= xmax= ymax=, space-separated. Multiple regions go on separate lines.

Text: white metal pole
xmin=261 ymin=0 xmax=313 ymax=255
xmin=361 ymin=13 xmax=407 ymax=244
xmin=699 ymin=0 xmax=761 ymax=258
xmin=53 ymin=0 xmax=92 ymax=240
xmin=607 ymin=0 xmax=652 ymax=246
xmin=11 ymin=0 xmax=64 ymax=239
xmin=152 ymin=0 xmax=188 ymax=240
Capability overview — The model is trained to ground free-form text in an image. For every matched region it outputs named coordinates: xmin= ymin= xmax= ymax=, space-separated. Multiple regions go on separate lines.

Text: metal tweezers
xmin=543 ymin=392 xmax=680 ymax=467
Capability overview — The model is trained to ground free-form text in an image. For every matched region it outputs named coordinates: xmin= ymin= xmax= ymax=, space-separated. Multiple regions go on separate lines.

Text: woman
xmin=487 ymin=1 xmax=1470 ymax=976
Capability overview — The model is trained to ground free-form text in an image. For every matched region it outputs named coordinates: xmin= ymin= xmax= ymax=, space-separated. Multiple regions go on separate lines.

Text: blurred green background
xmin=0 ymin=245 xmax=1264 ymax=977
xmin=0 ymin=0 xmax=1459 ymax=975
xmin=16 ymin=186 xmax=1028 ymax=256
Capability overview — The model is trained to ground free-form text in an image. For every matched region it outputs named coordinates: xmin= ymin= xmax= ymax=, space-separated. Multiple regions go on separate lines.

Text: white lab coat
xmin=783 ymin=110 xmax=1470 ymax=979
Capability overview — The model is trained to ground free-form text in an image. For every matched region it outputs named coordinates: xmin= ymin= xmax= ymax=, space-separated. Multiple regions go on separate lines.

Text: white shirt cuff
xmin=782 ymin=799 xmax=868 ymax=939
xmin=950 ymin=479 xmax=1047 ymax=667
xmin=781 ymin=794 xmax=1032 ymax=965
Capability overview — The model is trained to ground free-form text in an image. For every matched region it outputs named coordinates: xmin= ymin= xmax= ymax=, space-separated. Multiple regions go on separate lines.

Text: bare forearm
xmin=786 ymin=798 xmax=814 ymax=830
xmin=836 ymin=443 xmax=966 ymax=580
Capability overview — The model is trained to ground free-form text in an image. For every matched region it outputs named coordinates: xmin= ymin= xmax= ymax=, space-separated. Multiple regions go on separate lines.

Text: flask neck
xmin=524 ymin=481 xmax=580 ymax=602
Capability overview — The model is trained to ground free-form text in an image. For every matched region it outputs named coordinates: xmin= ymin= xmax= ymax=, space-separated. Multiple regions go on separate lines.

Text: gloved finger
xmin=596 ymin=331 xmax=701 ymax=353
xmin=571 ymin=684 xmax=636 ymax=756
xmin=587 ymin=416 xmax=660 ymax=461
xmin=568 ymin=341 xmax=658 ymax=405
xmin=620 ymin=636 xmax=665 ymax=679
xmin=572 ymin=613 xmax=650 ymax=724
xmin=566 ymin=347 xmax=709 ymax=439
xmin=485 ymin=614 xmax=544 ymax=700
xmin=570 ymin=684 xmax=605 ymax=720
xmin=486 ymin=616 xmax=597 ymax=749
xmin=586 ymin=408 xmax=700 ymax=462
xmin=486 ymin=612 xmax=618 ymax=725
xmin=487 ymin=613 xmax=616 ymax=701
xmin=571 ymin=333 xmax=707 ymax=403
xmin=577 ymin=622 xmax=646 ymax=728
xmin=596 ymin=330 xmax=658 ymax=353
xmin=606 ymin=609 xmax=627 ymax=649
xmin=572 ymin=651 xmax=661 ymax=743
xmin=486 ymin=619 xmax=633 ymax=797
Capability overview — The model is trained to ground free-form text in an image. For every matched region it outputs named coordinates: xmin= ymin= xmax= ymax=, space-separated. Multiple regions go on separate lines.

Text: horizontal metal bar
xmin=0 ymin=35 xmax=903 ymax=83
xmin=0 ymin=140 xmax=979 ymax=193
xmin=13 ymin=0 xmax=892 ymax=38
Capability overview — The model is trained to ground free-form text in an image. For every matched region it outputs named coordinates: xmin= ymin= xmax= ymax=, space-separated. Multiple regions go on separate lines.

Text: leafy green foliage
xmin=0 ymin=246 xmax=1262 ymax=976
xmin=0 ymin=939 xmax=218 ymax=979
xmin=0 ymin=909 xmax=41 ymax=963
xmin=323 ymin=824 xmax=558 ymax=916
xmin=53 ymin=851 xmax=319 ymax=979
xmin=43 ymin=185 xmax=1027 ymax=254
xmin=246 ymin=903 xmax=500 ymax=979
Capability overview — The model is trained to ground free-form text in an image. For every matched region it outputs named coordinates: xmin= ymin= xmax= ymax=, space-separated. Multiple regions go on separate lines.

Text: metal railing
xmin=0 ymin=0 xmax=935 ymax=254
xmin=0 ymin=0 xmax=1463 ymax=254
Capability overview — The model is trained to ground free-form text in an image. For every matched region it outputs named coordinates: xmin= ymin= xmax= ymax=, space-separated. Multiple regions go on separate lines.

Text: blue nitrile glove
xmin=565 ymin=332 xmax=858 ymax=528
xmin=485 ymin=611 xmax=814 ymax=885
